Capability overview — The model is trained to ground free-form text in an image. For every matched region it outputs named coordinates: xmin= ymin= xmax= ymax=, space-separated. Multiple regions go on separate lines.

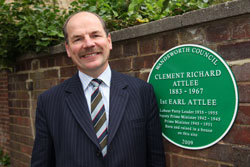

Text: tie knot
xmin=91 ymin=79 xmax=102 ymax=88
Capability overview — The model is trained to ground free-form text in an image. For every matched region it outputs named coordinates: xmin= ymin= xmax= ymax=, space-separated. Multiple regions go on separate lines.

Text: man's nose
xmin=83 ymin=36 xmax=95 ymax=48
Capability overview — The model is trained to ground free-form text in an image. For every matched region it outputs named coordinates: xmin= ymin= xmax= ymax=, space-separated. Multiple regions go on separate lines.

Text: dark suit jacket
xmin=31 ymin=70 xmax=165 ymax=167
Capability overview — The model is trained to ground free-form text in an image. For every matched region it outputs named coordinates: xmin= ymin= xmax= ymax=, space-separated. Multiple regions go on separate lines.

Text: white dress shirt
xmin=78 ymin=65 xmax=111 ymax=126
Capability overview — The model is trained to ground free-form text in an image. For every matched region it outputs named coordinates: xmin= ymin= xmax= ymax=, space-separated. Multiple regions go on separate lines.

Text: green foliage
xmin=68 ymin=0 xmax=231 ymax=31
xmin=0 ymin=0 xmax=232 ymax=66
xmin=0 ymin=148 xmax=10 ymax=166
xmin=0 ymin=0 xmax=65 ymax=66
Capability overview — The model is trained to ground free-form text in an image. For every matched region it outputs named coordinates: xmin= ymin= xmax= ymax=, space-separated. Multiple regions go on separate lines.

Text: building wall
xmin=0 ymin=0 xmax=249 ymax=166
xmin=0 ymin=70 xmax=10 ymax=154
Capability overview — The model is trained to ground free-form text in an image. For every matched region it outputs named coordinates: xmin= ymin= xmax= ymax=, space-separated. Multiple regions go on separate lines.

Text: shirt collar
xmin=78 ymin=65 xmax=111 ymax=91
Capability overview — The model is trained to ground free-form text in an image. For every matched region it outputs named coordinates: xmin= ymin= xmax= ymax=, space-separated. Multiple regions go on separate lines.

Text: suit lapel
xmin=108 ymin=71 xmax=129 ymax=145
xmin=64 ymin=74 xmax=100 ymax=148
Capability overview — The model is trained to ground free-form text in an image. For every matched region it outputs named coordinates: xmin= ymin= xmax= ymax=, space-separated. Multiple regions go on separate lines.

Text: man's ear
xmin=108 ymin=33 xmax=112 ymax=50
xmin=65 ymin=42 xmax=71 ymax=58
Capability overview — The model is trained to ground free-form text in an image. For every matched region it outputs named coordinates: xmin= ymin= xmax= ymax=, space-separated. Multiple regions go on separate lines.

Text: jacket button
xmin=96 ymin=150 xmax=101 ymax=157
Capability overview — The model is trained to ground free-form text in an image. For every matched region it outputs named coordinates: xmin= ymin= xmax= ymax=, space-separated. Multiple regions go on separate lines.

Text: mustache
xmin=79 ymin=48 xmax=101 ymax=56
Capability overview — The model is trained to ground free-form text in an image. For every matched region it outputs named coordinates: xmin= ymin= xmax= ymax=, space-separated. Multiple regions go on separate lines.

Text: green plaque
xmin=148 ymin=44 xmax=238 ymax=149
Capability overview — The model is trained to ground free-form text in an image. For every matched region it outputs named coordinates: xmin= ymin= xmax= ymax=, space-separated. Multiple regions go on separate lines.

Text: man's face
xmin=65 ymin=12 xmax=112 ymax=77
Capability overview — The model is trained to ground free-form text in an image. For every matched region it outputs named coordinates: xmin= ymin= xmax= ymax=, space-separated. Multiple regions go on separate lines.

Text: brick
xmin=0 ymin=83 xmax=7 ymax=88
xmin=11 ymin=158 xmax=29 ymax=167
xmin=15 ymin=74 xmax=28 ymax=82
xmin=0 ymin=92 xmax=8 ymax=97
xmin=10 ymin=125 xmax=32 ymax=136
xmin=235 ymin=105 xmax=250 ymax=125
xmin=109 ymin=58 xmax=131 ymax=72
xmin=238 ymin=84 xmax=250 ymax=103
xmin=139 ymin=36 xmax=157 ymax=55
xmin=10 ymin=150 xmax=31 ymax=165
xmin=158 ymin=31 xmax=178 ymax=52
xmin=165 ymin=153 xmax=171 ymax=167
xmin=10 ymin=140 xmax=20 ymax=151
xmin=9 ymin=109 xmax=18 ymax=115
xmin=232 ymin=63 xmax=250 ymax=82
xmin=15 ymin=62 xmax=27 ymax=72
xmin=0 ymin=69 xmax=9 ymax=76
xmin=16 ymin=82 xmax=27 ymax=91
xmin=230 ymin=146 xmax=250 ymax=167
xmin=55 ymin=54 xmax=64 ymax=66
xmin=44 ymin=69 xmax=58 ymax=79
xmin=9 ymin=109 xmax=30 ymax=117
xmin=31 ymin=60 xmax=40 ymax=70
xmin=217 ymin=41 xmax=250 ymax=60
xmin=26 ymin=60 xmax=32 ymax=71
xmin=8 ymin=83 xmax=16 ymax=91
xmin=223 ymin=124 xmax=250 ymax=145
xmin=0 ymin=133 xmax=9 ymax=144
xmin=33 ymin=80 xmax=40 ymax=90
xmin=232 ymin=16 xmax=250 ymax=39
xmin=246 ymin=24 xmax=250 ymax=38
xmin=20 ymin=144 xmax=33 ymax=155
xmin=181 ymin=143 xmax=236 ymax=163
xmin=60 ymin=66 xmax=77 ymax=78
xmin=219 ymin=164 xmax=233 ymax=167
xmin=62 ymin=55 xmax=74 ymax=66
xmin=132 ymin=55 xmax=154 ymax=71
xmin=43 ymin=79 xmax=58 ymax=89
xmin=48 ymin=57 xmax=55 ymax=67
xmin=21 ymin=100 xmax=29 ymax=108
xmin=30 ymin=72 xmax=44 ymax=80
xmin=8 ymin=74 xmax=15 ymax=83
xmin=132 ymin=56 xmax=144 ymax=71
xmin=10 ymin=134 xmax=34 ymax=146
xmin=164 ymin=140 xmax=184 ymax=154
xmin=172 ymin=154 xmax=218 ymax=167
xmin=232 ymin=24 xmax=247 ymax=39
xmin=8 ymin=91 xmax=16 ymax=99
xmin=206 ymin=21 xmax=231 ymax=43
xmin=178 ymin=27 xmax=205 ymax=45
xmin=10 ymin=116 xmax=30 ymax=127
xmin=8 ymin=100 xmax=17 ymax=108
xmin=110 ymin=43 xmax=123 ymax=59
xmin=8 ymin=99 xmax=17 ymax=107
xmin=40 ymin=58 xmax=48 ymax=68
xmin=16 ymin=91 xmax=29 ymax=99
xmin=123 ymin=39 xmax=138 ymax=57
xmin=34 ymin=79 xmax=58 ymax=90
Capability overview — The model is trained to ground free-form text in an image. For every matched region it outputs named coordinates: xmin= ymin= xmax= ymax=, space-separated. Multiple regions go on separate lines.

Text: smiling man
xmin=65 ymin=12 xmax=112 ymax=78
xmin=31 ymin=11 xmax=165 ymax=167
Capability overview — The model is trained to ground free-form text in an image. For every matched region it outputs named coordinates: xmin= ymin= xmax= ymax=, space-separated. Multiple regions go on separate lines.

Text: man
xmin=31 ymin=11 xmax=165 ymax=167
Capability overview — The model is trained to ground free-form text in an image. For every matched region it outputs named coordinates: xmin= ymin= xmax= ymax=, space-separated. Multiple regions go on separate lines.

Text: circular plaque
xmin=148 ymin=44 xmax=238 ymax=149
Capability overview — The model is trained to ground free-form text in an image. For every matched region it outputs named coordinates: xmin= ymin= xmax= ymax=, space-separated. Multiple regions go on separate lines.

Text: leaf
xmin=0 ymin=0 xmax=234 ymax=66
xmin=89 ymin=6 xmax=97 ymax=12
xmin=48 ymin=30 xmax=59 ymax=36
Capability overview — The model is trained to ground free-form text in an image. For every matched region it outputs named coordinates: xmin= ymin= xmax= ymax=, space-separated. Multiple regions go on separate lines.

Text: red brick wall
xmin=109 ymin=14 xmax=250 ymax=167
xmin=0 ymin=3 xmax=250 ymax=167
xmin=0 ymin=69 xmax=10 ymax=154
xmin=6 ymin=53 xmax=77 ymax=166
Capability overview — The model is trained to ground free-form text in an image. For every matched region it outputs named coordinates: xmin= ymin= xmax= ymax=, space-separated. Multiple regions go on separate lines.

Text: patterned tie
xmin=90 ymin=79 xmax=108 ymax=157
